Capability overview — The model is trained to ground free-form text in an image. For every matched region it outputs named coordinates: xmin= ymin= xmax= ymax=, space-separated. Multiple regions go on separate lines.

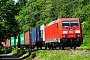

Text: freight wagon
xmin=24 ymin=31 xmax=30 ymax=48
xmin=1 ymin=39 xmax=10 ymax=48
xmin=10 ymin=37 xmax=15 ymax=47
xmin=36 ymin=24 xmax=46 ymax=49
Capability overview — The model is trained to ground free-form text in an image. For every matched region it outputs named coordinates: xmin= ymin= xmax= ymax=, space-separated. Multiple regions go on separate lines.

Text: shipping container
xmin=15 ymin=36 xmax=18 ymax=45
xmin=25 ymin=31 xmax=30 ymax=45
xmin=45 ymin=23 xmax=59 ymax=43
xmin=5 ymin=39 xmax=10 ymax=47
xmin=37 ymin=26 xmax=41 ymax=42
xmin=1 ymin=42 xmax=5 ymax=47
xmin=40 ymin=24 xmax=45 ymax=41
xmin=37 ymin=24 xmax=45 ymax=42
xmin=10 ymin=37 xmax=15 ymax=46
xmin=30 ymin=28 xmax=37 ymax=43
xmin=20 ymin=33 xmax=25 ymax=45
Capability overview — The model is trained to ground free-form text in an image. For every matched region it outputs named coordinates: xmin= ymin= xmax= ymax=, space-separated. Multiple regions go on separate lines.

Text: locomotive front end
xmin=60 ymin=18 xmax=83 ymax=49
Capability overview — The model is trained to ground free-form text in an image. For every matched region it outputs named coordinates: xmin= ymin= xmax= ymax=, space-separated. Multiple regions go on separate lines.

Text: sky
xmin=14 ymin=0 xmax=18 ymax=2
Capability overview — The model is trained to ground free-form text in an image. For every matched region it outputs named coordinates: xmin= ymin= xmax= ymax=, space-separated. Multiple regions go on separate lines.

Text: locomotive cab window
xmin=62 ymin=20 xmax=79 ymax=27
xmin=71 ymin=20 xmax=78 ymax=27
xmin=62 ymin=21 xmax=70 ymax=27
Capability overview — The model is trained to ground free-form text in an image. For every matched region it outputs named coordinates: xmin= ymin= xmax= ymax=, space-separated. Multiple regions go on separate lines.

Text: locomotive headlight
xmin=63 ymin=35 xmax=67 ymax=38
xmin=63 ymin=31 xmax=68 ymax=34
xmin=78 ymin=35 xmax=80 ymax=37
xmin=63 ymin=35 xmax=66 ymax=37
xmin=75 ymin=30 xmax=80 ymax=33
xmin=76 ymin=34 xmax=80 ymax=37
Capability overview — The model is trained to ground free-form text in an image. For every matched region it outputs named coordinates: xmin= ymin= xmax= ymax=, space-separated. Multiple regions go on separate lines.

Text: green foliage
xmin=5 ymin=48 xmax=12 ymax=54
xmin=16 ymin=0 xmax=28 ymax=8
xmin=0 ymin=0 xmax=20 ymax=41
xmin=12 ymin=48 xmax=30 ymax=54
xmin=81 ymin=20 xmax=90 ymax=47
xmin=31 ymin=52 xmax=36 ymax=59
xmin=11 ymin=48 xmax=30 ymax=57
xmin=0 ymin=48 xmax=12 ymax=54
xmin=16 ymin=48 xmax=26 ymax=54
xmin=15 ymin=0 xmax=90 ymax=47
xmin=0 ymin=49 xmax=5 ymax=54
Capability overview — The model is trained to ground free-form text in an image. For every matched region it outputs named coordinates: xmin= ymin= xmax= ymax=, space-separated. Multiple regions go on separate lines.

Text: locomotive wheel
xmin=52 ymin=43 xmax=56 ymax=50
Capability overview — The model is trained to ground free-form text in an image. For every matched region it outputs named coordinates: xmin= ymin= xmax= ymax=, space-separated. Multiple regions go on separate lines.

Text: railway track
xmin=0 ymin=54 xmax=23 ymax=60
xmin=27 ymin=47 xmax=90 ymax=52
xmin=76 ymin=48 xmax=90 ymax=50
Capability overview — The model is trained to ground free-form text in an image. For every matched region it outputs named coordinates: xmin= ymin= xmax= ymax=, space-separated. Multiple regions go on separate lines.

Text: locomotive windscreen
xmin=62 ymin=20 xmax=78 ymax=27
xmin=62 ymin=21 xmax=70 ymax=27
xmin=71 ymin=20 xmax=78 ymax=27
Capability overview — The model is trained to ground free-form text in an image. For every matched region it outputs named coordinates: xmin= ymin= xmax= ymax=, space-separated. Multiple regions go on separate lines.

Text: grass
xmin=28 ymin=49 xmax=90 ymax=60
xmin=11 ymin=48 xmax=31 ymax=58
xmin=0 ymin=48 xmax=12 ymax=54
xmin=1 ymin=47 xmax=90 ymax=60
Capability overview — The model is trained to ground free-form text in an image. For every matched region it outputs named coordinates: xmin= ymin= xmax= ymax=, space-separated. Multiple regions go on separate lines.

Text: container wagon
xmin=36 ymin=24 xmax=46 ymax=49
xmin=1 ymin=42 xmax=5 ymax=48
xmin=1 ymin=39 xmax=10 ymax=48
xmin=25 ymin=31 xmax=30 ymax=46
xmin=5 ymin=39 xmax=10 ymax=48
xmin=30 ymin=28 xmax=37 ymax=49
xmin=10 ymin=37 xmax=15 ymax=48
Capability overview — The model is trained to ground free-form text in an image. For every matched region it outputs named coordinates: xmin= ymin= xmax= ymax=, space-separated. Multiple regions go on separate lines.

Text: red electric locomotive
xmin=45 ymin=18 xmax=83 ymax=49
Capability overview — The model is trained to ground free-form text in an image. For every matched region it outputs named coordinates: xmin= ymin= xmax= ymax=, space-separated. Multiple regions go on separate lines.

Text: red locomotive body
xmin=45 ymin=18 xmax=83 ymax=49
xmin=45 ymin=23 xmax=59 ymax=43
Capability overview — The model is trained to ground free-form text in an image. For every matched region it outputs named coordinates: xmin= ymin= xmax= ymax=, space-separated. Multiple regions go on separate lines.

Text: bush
xmin=0 ymin=49 xmax=4 ymax=54
xmin=0 ymin=48 xmax=12 ymax=54
xmin=31 ymin=52 xmax=36 ymax=59
xmin=17 ymin=49 xmax=26 ymax=54
xmin=5 ymin=48 xmax=12 ymax=54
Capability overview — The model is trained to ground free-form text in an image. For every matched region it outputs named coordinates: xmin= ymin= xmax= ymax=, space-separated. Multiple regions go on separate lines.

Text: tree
xmin=16 ymin=0 xmax=46 ymax=32
xmin=0 ymin=0 xmax=20 ymax=41
xmin=15 ymin=0 xmax=28 ymax=10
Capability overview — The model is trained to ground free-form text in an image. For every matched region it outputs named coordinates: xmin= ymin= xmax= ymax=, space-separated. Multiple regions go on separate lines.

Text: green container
xmin=20 ymin=33 xmax=25 ymax=44
xmin=10 ymin=37 xmax=15 ymax=46
xmin=15 ymin=36 xmax=18 ymax=45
